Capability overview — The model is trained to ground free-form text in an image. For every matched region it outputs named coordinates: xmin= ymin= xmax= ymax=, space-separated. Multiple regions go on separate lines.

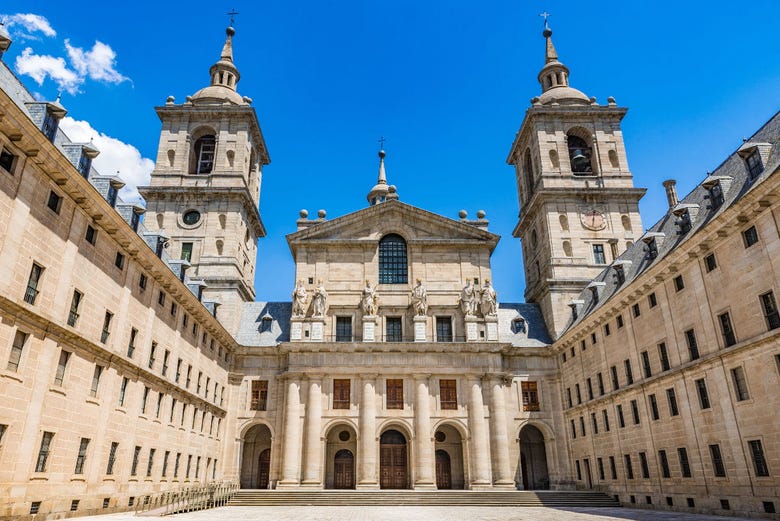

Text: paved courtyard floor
xmin=86 ymin=505 xmax=756 ymax=521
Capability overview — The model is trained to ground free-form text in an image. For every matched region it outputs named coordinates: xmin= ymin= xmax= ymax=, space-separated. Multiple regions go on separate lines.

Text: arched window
xmin=379 ymin=234 xmax=408 ymax=284
xmin=567 ymin=134 xmax=593 ymax=174
xmin=523 ymin=149 xmax=534 ymax=197
xmin=194 ymin=135 xmax=216 ymax=174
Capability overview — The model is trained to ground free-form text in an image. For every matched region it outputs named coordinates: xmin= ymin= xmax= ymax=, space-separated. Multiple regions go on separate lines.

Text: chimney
xmin=662 ymin=179 xmax=678 ymax=209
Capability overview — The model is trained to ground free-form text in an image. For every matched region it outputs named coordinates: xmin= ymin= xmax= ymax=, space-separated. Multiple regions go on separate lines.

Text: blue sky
xmin=2 ymin=1 xmax=779 ymax=303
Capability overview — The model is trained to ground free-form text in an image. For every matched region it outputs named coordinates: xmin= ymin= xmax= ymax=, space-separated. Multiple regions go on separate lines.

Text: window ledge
xmin=29 ymin=474 xmax=48 ymax=481
xmin=102 ymin=477 xmax=115 ymax=482
xmin=0 ymin=370 xmax=23 ymax=383
xmin=48 ymin=386 xmax=67 ymax=397
xmin=114 ymin=407 xmax=127 ymax=415
xmin=85 ymin=397 xmax=100 ymax=406
xmin=70 ymin=475 xmax=86 ymax=482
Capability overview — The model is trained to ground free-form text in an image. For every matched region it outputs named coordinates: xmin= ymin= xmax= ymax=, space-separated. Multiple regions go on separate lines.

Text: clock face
xmin=582 ymin=209 xmax=606 ymax=231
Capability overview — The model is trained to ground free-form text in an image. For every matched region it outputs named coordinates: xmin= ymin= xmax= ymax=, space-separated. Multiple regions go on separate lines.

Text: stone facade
xmin=0 ymin=18 xmax=778 ymax=521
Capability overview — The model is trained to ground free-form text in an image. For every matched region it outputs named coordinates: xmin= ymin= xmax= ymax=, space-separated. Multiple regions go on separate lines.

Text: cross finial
xmin=227 ymin=9 xmax=239 ymax=27
xmin=539 ymin=11 xmax=550 ymax=29
xmin=378 ymin=136 xmax=386 ymax=150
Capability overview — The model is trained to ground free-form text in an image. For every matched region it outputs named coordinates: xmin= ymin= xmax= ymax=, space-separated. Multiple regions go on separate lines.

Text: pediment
xmin=287 ymin=200 xmax=499 ymax=255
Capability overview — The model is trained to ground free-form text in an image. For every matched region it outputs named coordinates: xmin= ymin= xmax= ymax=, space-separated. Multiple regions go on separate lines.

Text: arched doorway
xmin=380 ymin=429 xmax=408 ymax=489
xmin=334 ymin=450 xmax=355 ymax=489
xmin=325 ymin=424 xmax=357 ymax=489
xmin=434 ymin=424 xmax=465 ymax=489
xmin=519 ymin=425 xmax=549 ymax=490
xmin=241 ymin=424 xmax=272 ymax=489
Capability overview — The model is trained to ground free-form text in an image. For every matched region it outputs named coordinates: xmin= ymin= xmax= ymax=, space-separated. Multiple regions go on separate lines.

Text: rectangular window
xmin=673 ymin=275 xmax=684 ymax=292
xmin=602 ymin=409 xmax=610 ymax=431
xmin=169 ymin=399 xmax=177 ymax=423
xmin=743 ymin=225 xmax=759 ymax=247
xmin=170 ymin=302 xmax=177 ymax=317
xmin=570 ymin=419 xmax=576 ymax=438
xmin=106 ymin=442 xmax=118 ymax=475
xmin=709 ymin=444 xmax=726 ymax=477
xmin=575 ymin=384 xmax=582 ymax=404
xmin=678 ymin=447 xmax=692 ymax=478
xmin=146 ymin=448 xmax=156 ymax=477
xmin=90 ymin=365 xmax=103 ymax=397
xmin=609 ymin=456 xmax=617 ymax=480
xmin=745 ymin=149 xmax=764 ymax=178
xmin=175 ymin=359 xmax=182 ymax=383
xmin=648 ymin=292 xmax=658 ymax=307
xmin=162 ymin=451 xmax=170 ymax=477
xmin=586 ymin=378 xmax=593 ymax=400
xmin=158 ymin=292 xmax=165 ymax=306
xmin=704 ymin=253 xmax=717 ymax=272
xmin=624 ymin=359 xmax=634 ymax=385
xmin=181 ymin=242 xmax=193 ymax=262
xmin=101 ymin=311 xmax=112 ymax=344
xmin=7 ymin=330 xmax=28 ymax=372
xmin=155 ymin=393 xmax=163 ymax=418
xmin=333 ymin=379 xmax=351 ymax=409
xmin=695 ymin=378 xmax=710 ymax=409
xmin=186 ymin=455 xmax=192 ymax=478
xmin=658 ymin=342 xmax=670 ymax=371
xmin=718 ymin=312 xmax=736 ymax=347
xmin=641 ymin=350 xmax=651 ymax=378
xmin=597 ymin=373 xmax=605 ymax=395
xmin=186 ymin=366 xmax=192 ymax=388
xmin=658 ymin=450 xmax=670 ymax=478
xmin=616 ymin=315 xmax=624 ymax=328
xmin=148 ymin=342 xmax=157 ymax=370
xmin=24 ymin=263 xmax=44 ymax=305
xmin=141 ymin=386 xmax=150 ymax=414
xmin=685 ymin=329 xmax=700 ymax=360
xmin=760 ymin=291 xmax=780 ymax=330
xmin=649 ymin=394 xmax=659 ymax=420
xmin=174 ymin=453 xmax=181 ymax=478
xmin=667 ymin=388 xmax=679 ymax=416
xmin=730 ymin=366 xmax=749 ymax=401
xmin=139 ymin=273 xmax=147 ymax=290
xmin=197 ymin=372 xmax=202 ymax=394
xmin=47 ymin=190 xmax=62 ymax=213
xmin=386 ymin=378 xmax=404 ymax=409
xmin=630 ymin=399 xmax=640 ymax=425
xmin=114 ymin=252 xmax=125 ymax=270
xmin=566 ymin=387 xmax=572 ymax=408
xmin=162 ymin=350 xmax=170 ymax=376
xmin=593 ymin=244 xmax=606 ymax=264
xmin=575 ymin=460 xmax=581 ymax=480
xmin=67 ymin=290 xmax=82 ymax=326
xmin=632 ymin=303 xmax=641 ymax=318
xmin=54 ymin=350 xmax=70 ymax=386
xmin=435 ymin=316 xmax=453 ymax=342
xmin=748 ymin=440 xmax=769 ymax=477
xmin=604 ymin=323 xmax=611 ymax=336
xmin=386 ymin=317 xmax=402 ymax=342
xmin=597 ymin=457 xmax=605 ymax=480
xmin=74 ymin=437 xmax=90 ymax=474
xmin=591 ymin=412 xmax=598 ymax=434
xmin=118 ymin=377 xmax=128 ymax=407
xmin=440 ymin=379 xmax=458 ymax=410
xmin=35 ymin=432 xmax=54 ymax=472
xmin=624 ymin=454 xmax=634 ymax=479
xmin=0 ymin=147 xmax=15 ymax=172
xmin=617 ymin=404 xmax=625 ymax=428
xmin=639 ymin=451 xmax=650 ymax=479
xmin=610 ymin=365 xmax=619 ymax=390
xmin=250 ymin=380 xmax=268 ymax=411
xmin=335 ymin=316 xmax=352 ymax=342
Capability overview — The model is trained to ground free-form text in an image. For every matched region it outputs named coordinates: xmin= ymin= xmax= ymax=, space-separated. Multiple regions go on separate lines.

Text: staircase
xmin=228 ymin=490 xmax=620 ymax=507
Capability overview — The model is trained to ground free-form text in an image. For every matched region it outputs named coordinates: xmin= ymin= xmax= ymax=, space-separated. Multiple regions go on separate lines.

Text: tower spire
xmin=534 ymin=16 xmax=590 ymax=106
xmin=367 ymin=142 xmax=397 ymax=205
xmin=189 ymin=25 xmax=245 ymax=105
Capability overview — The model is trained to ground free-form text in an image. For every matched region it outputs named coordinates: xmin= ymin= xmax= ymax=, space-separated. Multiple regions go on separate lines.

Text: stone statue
xmin=292 ymin=280 xmax=308 ymax=317
xmin=312 ymin=280 xmax=328 ymax=317
xmin=361 ymin=280 xmax=379 ymax=316
xmin=460 ymin=279 xmax=478 ymax=316
xmin=411 ymin=278 xmax=427 ymax=316
xmin=480 ymin=279 xmax=498 ymax=317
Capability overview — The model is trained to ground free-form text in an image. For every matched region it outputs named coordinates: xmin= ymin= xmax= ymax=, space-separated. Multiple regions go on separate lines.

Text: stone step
xmin=227 ymin=490 xmax=620 ymax=507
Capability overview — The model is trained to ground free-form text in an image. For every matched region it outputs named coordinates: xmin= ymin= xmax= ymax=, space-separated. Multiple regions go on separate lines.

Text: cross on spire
xmin=378 ymin=136 xmax=386 ymax=150
xmin=539 ymin=11 xmax=550 ymax=29
xmin=227 ymin=9 xmax=239 ymax=27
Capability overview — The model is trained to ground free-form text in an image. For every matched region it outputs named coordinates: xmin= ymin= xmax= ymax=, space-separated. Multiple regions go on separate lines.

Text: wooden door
xmin=520 ymin=452 xmax=529 ymax=490
xmin=258 ymin=449 xmax=271 ymax=489
xmin=584 ymin=458 xmax=593 ymax=489
xmin=435 ymin=450 xmax=452 ymax=489
xmin=334 ymin=450 xmax=355 ymax=489
xmin=380 ymin=430 xmax=408 ymax=489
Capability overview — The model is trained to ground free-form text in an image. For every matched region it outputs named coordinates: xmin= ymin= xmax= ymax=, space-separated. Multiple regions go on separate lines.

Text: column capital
xmin=412 ymin=373 xmax=432 ymax=381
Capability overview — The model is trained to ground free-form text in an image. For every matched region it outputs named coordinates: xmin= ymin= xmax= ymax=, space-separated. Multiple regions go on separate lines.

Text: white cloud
xmin=59 ymin=116 xmax=154 ymax=204
xmin=65 ymin=39 xmax=128 ymax=84
xmin=14 ymin=47 xmax=81 ymax=94
xmin=2 ymin=13 xmax=57 ymax=38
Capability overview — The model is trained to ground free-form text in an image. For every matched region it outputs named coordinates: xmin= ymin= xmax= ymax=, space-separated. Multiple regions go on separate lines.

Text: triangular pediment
xmin=286 ymin=200 xmax=499 ymax=256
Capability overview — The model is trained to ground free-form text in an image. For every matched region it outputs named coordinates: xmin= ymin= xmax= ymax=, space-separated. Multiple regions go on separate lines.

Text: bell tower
xmin=507 ymin=19 xmax=645 ymax=339
xmin=140 ymin=24 xmax=270 ymax=335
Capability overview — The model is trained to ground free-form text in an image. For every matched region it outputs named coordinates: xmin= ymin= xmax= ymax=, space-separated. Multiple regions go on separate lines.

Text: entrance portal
xmin=519 ymin=424 xmax=549 ymax=490
xmin=433 ymin=424 xmax=465 ymax=489
xmin=379 ymin=429 xmax=408 ymax=489
xmin=435 ymin=450 xmax=451 ymax=489
xmin=334 ymin=449 xmax=355 ymax=489
xmin=241 ymin=424 xmax=272 ymax=489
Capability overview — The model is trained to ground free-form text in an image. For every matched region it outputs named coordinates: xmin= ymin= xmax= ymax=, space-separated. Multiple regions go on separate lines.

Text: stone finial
xmin=317 ymin=209 xmax=326 ymax=219
xmin=458 ymin=210 xmax=467 ymax=219
xmin=166 ymin=96 xmax=175 ymax=105
xmin=299 ymin=209 xmax=309 ymax=219
xmin=476 ymin=210 xmax=486 ymax=219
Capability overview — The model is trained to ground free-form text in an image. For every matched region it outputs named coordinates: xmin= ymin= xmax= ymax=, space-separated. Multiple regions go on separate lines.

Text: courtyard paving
xmin=86 ymin=505 xmax=757 ymax=521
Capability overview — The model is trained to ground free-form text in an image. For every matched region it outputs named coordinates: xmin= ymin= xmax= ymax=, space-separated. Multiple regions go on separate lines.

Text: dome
xmin=191 ymin=85 xmax=246 ymax=105
xmin=538 ymin=86 xmax=590 ymax=106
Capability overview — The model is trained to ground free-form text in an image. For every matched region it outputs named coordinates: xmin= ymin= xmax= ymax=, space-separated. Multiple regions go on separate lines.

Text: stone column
xmin=414 ymin=374 xmax=436 ymax=489
xmin=467 ymin=376 xmax=492 ymax=488
xmin=278 ymin=377 xmax=302 ymax=487
xmin=358 ymin=375 xmax=379 ymax=488
xmin=302 ymin=375 xmax=323 ymax=486
xmin=489 ymin=376 xmax=514 ymax=487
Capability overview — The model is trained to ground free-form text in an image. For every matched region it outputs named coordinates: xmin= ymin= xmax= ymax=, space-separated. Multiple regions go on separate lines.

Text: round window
xmin=338 ymin=431 xmax=350 ymax=442
xmin=434 ymin=431 xmax=446 ymax=443
xmin=183 ymin=210 xmax=201 ymax=225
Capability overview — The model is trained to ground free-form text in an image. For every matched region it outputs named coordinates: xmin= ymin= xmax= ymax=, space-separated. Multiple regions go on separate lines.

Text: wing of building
xmin=0 ymin=18 xmax=778 ymax=519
